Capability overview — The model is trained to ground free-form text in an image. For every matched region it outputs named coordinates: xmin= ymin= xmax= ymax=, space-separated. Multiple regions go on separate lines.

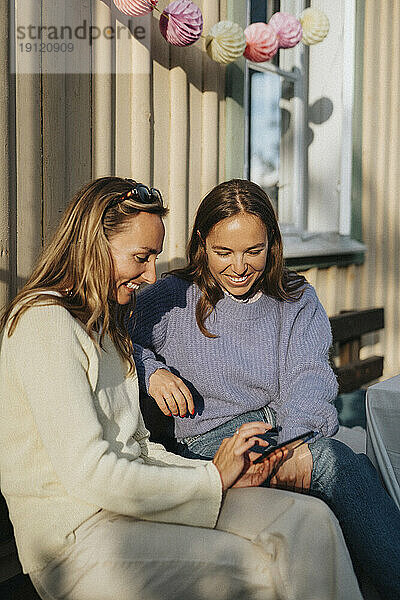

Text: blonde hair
xmin=0 ymin=177 xmax=168 ymax=374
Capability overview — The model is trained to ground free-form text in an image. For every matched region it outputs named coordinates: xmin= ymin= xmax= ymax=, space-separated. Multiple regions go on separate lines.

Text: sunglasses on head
xmin=125 ymin=183 xmax=163 ymax=205
xmin=108 ymin=182 xmax=163 ymax=209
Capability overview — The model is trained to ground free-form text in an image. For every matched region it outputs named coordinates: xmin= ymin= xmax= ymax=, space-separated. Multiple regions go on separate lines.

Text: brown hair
xmin=0 ymin=176 xmax=168 ymax=374
xmin=170 ymin=179 xmax=306 ymax=337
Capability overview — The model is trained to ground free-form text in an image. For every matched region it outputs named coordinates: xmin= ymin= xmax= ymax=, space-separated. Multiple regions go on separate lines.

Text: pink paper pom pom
xmin=113 ymin=0 xmax=158 ymax=17
xmin=269 ymin=12 xmax=302 ymax=48
xmin=243 ymin=22 xmax=278 ymax=62
xmin=159 ymin=0 xmax=203 ymax=47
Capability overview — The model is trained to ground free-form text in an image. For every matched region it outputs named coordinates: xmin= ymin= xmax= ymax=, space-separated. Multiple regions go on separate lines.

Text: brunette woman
xmin=131 ymin=179 xmax=400 ymax=599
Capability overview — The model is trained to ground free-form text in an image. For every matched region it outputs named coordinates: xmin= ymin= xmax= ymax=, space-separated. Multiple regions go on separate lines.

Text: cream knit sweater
xmin=0 ymin=302 xmax=222 ymax=574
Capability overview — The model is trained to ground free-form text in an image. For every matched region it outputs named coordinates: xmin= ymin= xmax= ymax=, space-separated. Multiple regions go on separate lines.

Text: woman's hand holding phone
xmin=252 ymin=430 xmax=317 ymax=493
xmin=212 ymin=422 xmax=288 ymax=491
xmin=232 ymin=447 xmax=289 ymax=489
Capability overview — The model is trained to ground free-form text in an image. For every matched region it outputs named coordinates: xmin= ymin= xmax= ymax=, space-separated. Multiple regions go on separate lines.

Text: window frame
xmin=226 ymin=0 xmax=366 ymax=267
xmin=245 ymin=0 xmax=308 ymax=236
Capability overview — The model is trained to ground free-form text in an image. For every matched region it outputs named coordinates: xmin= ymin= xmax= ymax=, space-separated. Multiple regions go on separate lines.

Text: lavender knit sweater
xmin=129 ymin=275 xmax=339 ymax=443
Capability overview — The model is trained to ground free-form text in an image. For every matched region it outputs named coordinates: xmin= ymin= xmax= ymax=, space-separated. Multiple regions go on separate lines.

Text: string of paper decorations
xmin=113 ymin=0 xmax=330 ymax=64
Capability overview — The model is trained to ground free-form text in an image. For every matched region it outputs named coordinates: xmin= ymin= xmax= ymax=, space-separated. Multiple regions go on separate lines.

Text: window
xmin=243 ymin=0 xmax=365 ymax=265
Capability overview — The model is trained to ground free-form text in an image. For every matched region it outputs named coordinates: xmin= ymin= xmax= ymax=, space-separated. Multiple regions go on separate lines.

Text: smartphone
xmin=251 ymin=428 xmax=280 ymax=454
xmin=253 ymin=430 xmax=318 ymax=464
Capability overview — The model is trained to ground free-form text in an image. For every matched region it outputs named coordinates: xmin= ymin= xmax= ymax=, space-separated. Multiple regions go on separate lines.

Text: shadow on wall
xmin=0 ymin=269 xmax=25 ymax=291
xmin=281 ymin=92 xmax=334 ymax=148
xmin=98 ymin=0 xmax=224 ymax=95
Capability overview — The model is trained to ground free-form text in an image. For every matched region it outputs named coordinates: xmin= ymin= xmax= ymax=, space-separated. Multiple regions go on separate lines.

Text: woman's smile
xmin=205 ymin=212 xmax=268 ymax=297
xmin=224 ymin=273 xmax=254 ymax=286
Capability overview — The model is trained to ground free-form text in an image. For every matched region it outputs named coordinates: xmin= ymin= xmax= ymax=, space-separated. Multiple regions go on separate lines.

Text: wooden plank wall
xmin=0 ymin=0 xmax=226 ymax=311
xmin=0 ymin=0 xmax=13 ymax=305
xmin=300 ymin=0 xmax=400 ymax=380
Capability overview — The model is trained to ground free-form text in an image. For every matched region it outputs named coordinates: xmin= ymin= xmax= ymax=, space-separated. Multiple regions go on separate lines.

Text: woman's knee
xmin=283 ymin=488 xmax=339 ymax=529
xmin=310 ymin=436 xmax=362 ymax=475
xmin=218 ymin=488 xmax=339 ymax=544
xmin=293 ymin=492 xmax=339 ymax=523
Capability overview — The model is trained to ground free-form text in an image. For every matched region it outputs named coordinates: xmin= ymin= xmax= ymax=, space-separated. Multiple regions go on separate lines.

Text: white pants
xmin=30 ymin=488 xmax=362 ymax=600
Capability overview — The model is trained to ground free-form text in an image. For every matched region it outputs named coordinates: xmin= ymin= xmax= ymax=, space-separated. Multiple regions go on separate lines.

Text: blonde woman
xmin=0 ymin=177 xmax=361 ymax=600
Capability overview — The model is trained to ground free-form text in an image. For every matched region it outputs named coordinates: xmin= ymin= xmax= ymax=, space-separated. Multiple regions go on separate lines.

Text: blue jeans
xmin=179 ymin=408 xmax=277 ymax=458
xmin=177 ymin=412 xmax=400 ymax=599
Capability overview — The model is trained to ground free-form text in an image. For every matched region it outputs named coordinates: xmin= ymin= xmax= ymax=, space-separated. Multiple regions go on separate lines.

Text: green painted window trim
xmin=286 ymin=253 xmax=364 ymax=272
xmin=225 ymin=0 xmax=365 ymax=269
xmin=351 ymin=0 xmax=365 ymax=244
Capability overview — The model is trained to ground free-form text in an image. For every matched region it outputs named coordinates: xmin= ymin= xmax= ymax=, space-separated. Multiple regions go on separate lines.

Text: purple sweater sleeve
xmin=128 ymin=277 xmax=183 ymax=391
xmin=131 ymin=342 xmax=170 ymax=392
xmin=277 ymin=286 xmax=339 ymax=443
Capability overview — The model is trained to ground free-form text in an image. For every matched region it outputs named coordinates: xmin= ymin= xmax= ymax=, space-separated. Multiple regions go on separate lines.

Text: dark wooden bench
xmin=329 ymin=308 xmax=384 ymax=394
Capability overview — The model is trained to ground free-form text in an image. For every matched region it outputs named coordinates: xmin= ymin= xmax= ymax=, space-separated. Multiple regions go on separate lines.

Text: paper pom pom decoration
xmin=113 ymin=0 xmax=158 ymax=16
xmin=113 ymin=3 xmax=328 ymax=59
xmin=243 ymin=23 xmax=278 ymax=62
xmin=159 ymin=1 xmax=203 ymax=47
xmin=299 ymin=8 xmax=330 ymax=45
xmin=206 ymin=21 xmax=246 ymax=64
xmin=269 ymin=12 xmax=302 ymax=48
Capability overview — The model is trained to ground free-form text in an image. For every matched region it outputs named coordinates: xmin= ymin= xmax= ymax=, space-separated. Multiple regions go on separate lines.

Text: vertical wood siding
xmin=300 ymin=0 xmax=400 ymax=379
xmin=0 ymin=0 xmax=13 ymax=304
xmin=0 ymin=0 xmax=226 ymax=311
